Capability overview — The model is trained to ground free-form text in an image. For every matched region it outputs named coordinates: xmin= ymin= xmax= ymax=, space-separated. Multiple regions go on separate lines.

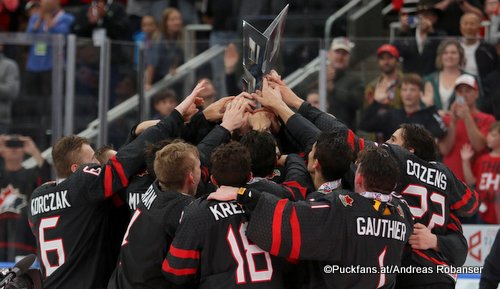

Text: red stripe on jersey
xmin=282 ymin=186 xmax=296 ymax=200
xmin=283 ymin=181 xmax=307 ymax=199
xmin=104 ymin=165 xmax=113 ymax=199
xmin=347 ymin=130 xmax=355 ymax=151
xmin=169 ymin=245 xmax=200 ymax=259
xmin=449 ymin=213 xmax=462 ymax=226
xmin=286 ymin=257 xmax=299 ymax=264
xmin=289 ymin=207 xmax=301 ymax=259
xmin=450 ymin=186 xmax=476 ymax=213
xmin=110 ymin=155 xmax=129 ymax=187
xmin=413 ymin=249 xmax=447 ymax=265
xmin=447 ymin=223 xmax=459 ymax=232
xmin=358 ymin=137 xmax=365 ymax=151
xmin=162 ymin=259 xmax=197 ymax=276
xmin=271 ymin=199 xmax=287 ymax=256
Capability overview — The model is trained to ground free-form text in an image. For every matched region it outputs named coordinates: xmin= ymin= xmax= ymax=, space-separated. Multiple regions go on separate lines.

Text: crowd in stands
xmin=0 ymin=0 xmax=499 ymax=281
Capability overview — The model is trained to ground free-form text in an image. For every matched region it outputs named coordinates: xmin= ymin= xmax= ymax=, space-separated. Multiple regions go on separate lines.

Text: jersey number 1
xmin=227 ymin=222 xmax=273 ymax=284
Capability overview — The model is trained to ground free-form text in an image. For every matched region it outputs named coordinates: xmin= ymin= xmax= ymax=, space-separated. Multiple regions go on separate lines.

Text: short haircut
xmin=211 ymin=142 xmax=251 ymax=187
xmin=153 ymin=89 xmax=177 ymax=105
xmin=240 ymin=131 xmax=276 ymax=177
xmin=401 ymin=73 xmax=424 ymax=91
xmin=314 ymin=132 xmax=354 ymax=181
xmin=400 ymin=123 xmax=437 ymax=162
xmin=435 ymin=39 xmax=465 ymax=70
xmin=154 ymin=142 xmax=199 ymax=191
xmin=489 ymin=121 xmax=500 ymax=133
xmin=52 ymin=136 xmax=91 ymax=178
xmin=144 ymin=139 xmax=173 ymax=179
xmin=357 ymin=147 xmax=399 ymax=194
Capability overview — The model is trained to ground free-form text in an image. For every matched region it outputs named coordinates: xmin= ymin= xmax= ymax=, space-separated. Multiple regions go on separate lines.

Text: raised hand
xmin=175 ymin=80 xmax=206 ymax=118
xmin=221 ymin=96 xmax=251 ymax=133
xmin=460 ymin=143 xmax=474 ymax=161
xmin=224 ymin=43 xmax=239 ymax=74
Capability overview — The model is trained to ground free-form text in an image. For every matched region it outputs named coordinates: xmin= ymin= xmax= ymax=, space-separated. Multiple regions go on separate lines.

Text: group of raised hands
xmin=173 ymin=71 xmax=306 ymax=135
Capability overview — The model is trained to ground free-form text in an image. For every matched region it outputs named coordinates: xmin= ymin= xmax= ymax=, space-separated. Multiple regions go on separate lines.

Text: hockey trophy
xmin=242 ymin=5 xmax=289 ymax=93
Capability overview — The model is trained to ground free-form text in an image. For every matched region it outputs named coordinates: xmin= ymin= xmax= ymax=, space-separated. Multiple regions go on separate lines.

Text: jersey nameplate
xmin=209 ymin=202 xmax=245 ymax=221
xmin=406 ymin=160 xmax=447 ymax=191
xmin=356 ymin=217 xmax=407 ymax=241
xmin=31 ymin=190 xmax=71 ymax=216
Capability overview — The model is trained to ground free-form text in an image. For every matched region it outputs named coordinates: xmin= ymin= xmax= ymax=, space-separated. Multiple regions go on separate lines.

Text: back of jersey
xmin=163 ymin=198 xmax=290 ymax=289
xmin=385 ymin=144 xmax=471 ymax=284
xmin=28 ymin=176 xmax=116 ymax=289
xmin=109 ymin=183 xmax=193 ymax=289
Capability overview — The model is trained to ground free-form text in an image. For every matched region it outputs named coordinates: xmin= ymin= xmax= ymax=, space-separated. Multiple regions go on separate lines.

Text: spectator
xmin=71 ymin=0 xmax=131 ymax=41
xmin=483 ymin=0 xmax=500 ymax=42
xmin=306 ymin=90 xmax=320 ymax=109
xmin=364 ymin=44 xmax=403 ymax=110
xmin=145 ymin=7 xmax=184 ymax=91
xmin=360 ymin=73 xmax=447 ymax=141
xmin=325 ymin=37 xmax=364 ymax=130
xmin=0 ymin=45 xmax=20 ymax=134
xmin=423 ymin=39 xmax=468 ymax=113
xmin=460 ymin=12 xmax=499 ymax=83
xmin=0 ymin=0 xmax=22 ymax=32
xmin=461 ymin=121 xmax=500 ymax=224
xmin=133 ymin=15 xmax=160 ymax=66
xmin=434 ymin=0 xmax=484 ymax=36
xmin=152 ymin=88 xmax=178 ymax=119
xmin=482 ymin=67 xmax=500 ymax=119
xmin=0 ymin=134 xmax=49 ymax=262
xmin=438 ymin=74 xmax=496 ymax=182
xmin=25 ymin=0 xmax=74 ymax=103
xmin=395 ymin=0 xmax=447 ymax=76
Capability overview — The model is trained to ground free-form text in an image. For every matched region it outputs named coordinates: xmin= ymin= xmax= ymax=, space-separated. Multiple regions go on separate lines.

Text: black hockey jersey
xmin=108 ymin=182 xmax=194 ymax=289
xmin=163 ymin=197 xmax=293 ymax=289
xmin=292 ymin=102 xmax=477 ymax=285
xmin=240 ymin=188 xmax=414 ymax=289
xmin=28 ymin=111 xmax=185 ymax=289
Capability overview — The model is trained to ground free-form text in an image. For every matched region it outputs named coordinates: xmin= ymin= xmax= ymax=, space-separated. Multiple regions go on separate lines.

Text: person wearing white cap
xmin=324 ymin=37 xmax=364 ymax=130
xmin=438 ymin=74 xmax=496 ymax=183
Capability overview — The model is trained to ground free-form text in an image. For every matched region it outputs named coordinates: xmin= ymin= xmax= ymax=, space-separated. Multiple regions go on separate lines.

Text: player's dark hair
xmin=240 ymin=131 xmax=277 ymax=178
xmin=356 ymin=147 xmax=399 ymax=194
xmin=211 ymin=142 xmax=251 ymax=187
xmin=314 ymin=132 xmax=353 ymax=181
xmin=52 ymin=135 xmax=91 ymax=178
xmin=400 ymin=123 xmax=437 ymax=162
xmin=144 ymin=139 xmax=173 ymax=179
xmin=154 ymin=142 xmax=199 ymax=193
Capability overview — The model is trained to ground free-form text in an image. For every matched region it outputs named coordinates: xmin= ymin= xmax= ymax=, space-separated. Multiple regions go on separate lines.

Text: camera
xmin=0 ymin=255 xmax=43 ymax=289
xmin=5 ymin=138 xmax=24 ymax=148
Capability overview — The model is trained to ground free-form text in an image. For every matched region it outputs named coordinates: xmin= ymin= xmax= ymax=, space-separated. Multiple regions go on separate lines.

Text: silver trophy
xmin=242 ymin=4 xmax=289 ymax=93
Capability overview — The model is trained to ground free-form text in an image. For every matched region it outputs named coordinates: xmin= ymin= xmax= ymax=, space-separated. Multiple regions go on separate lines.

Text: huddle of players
xmin=26 ymin=74 xmax=478 ymax=289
